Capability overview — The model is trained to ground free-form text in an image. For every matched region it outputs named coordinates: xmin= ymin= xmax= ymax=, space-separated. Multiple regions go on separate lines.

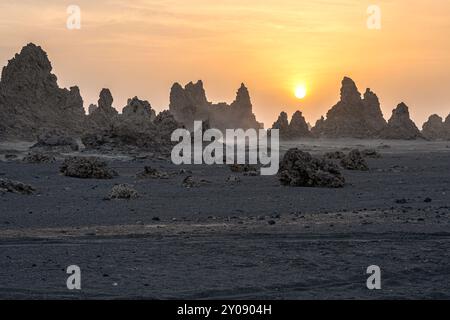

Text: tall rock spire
xmin=0 ymin=43 xmax=85 ymax=139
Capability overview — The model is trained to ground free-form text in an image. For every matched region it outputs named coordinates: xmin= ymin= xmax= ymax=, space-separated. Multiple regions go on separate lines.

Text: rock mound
xmin=379 ymin=103 xmax=422 ymax=140
xmin=0 ymin=43 xmax=86 ymax=139
xmin=340 ymin=149 xmax=369 ymax=171
xmin=108 ymin=184 xmax=139 ymax=200
xmin=311 ymin=77 xmax=386 ymax=138
xmin=60 ymin=157 xmax=118 ymax=179
xmin=278 ymin=149 xmax=345 ymax=188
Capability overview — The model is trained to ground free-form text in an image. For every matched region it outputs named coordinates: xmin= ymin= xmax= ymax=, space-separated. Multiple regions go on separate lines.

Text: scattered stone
xmin=108 ymin=184 xmax=139 ymax=200
xmin=361 ymin=149 xmax=381 ymax=158
xmin=136 ymin=166 xmax=169 ymax=179
xmin=229 ymin=164 xmax=258 ymax=174
xmin=340 ymin=149 xmax=369 ymax=171
xmin=4 ymin=154 xmax=18 ymax=160
xmin=226 ymin=175 xmax=241 ymax=184
xmin=60 ymin=157 xmax=118 ymax=179
xmin=278 ymin=148 xmax=345 ymax=188
xmin=244 ymin=171 xmax=259 ymax=177
xmin=182 ymin=176 xmax=210 ymax=188
xmin=0 ymin=178 xmax=35 ymax=195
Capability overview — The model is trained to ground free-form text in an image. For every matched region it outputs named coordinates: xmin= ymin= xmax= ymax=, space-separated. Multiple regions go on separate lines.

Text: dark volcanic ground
xmin=0 ymin=139 xmax=449 ymax=299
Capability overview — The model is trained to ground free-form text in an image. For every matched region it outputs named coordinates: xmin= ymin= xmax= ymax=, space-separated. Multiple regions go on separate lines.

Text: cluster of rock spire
xmin=0 ymin=43 xmax=448 ymax=144
xmin=274 ymin=77 xmax=449 ymax=140
xmin=169 ymin=80 xmax=263 ymax=131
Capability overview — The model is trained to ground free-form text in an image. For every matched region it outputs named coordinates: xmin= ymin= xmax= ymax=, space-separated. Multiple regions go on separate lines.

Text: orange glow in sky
xmin=0 ymin=0 xmax=449 ymax=127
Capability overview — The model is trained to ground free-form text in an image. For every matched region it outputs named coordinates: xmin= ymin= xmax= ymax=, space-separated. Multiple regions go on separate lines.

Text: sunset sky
xmin=0 ymin=0 xmax=449 ymax=127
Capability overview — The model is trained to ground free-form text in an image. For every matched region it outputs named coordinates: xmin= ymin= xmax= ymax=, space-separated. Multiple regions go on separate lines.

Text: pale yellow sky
xmin=0 ymin=0 xmax=449 ymax=127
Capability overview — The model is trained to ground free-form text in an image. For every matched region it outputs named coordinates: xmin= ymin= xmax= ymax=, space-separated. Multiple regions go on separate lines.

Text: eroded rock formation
xmin=169 ymin=81 xmax=263 ymax=131
xmin=445 ymin=114 xmax=450 ymax=140
xmin=87 ymin=88 xmax=118 ymax=129
xmin=272 ymin=111 xmax=311 ymax=139
xmin=379 ymin=103 xmax=422 ymax=140
xmin=122 ymin=97 xmax=156 ymax=121
xmin=271 ymin=112 xmax=290 ymax=137
xmin=82 ymin=91 xmax=183 ymax=155
xmin=422 ymin=114 xmax=447 ymax=140
xmin=288 ymin=111 xmax=311 ymax=138
xmin=311 ymin=77 xmax=386 ymax=138
xmin=0 ymin=43 xmax=86 ymax=139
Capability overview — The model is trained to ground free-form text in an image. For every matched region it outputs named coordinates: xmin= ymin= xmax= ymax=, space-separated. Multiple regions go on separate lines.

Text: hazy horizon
xmin=0 ymin=0 xmax=449 ymax=128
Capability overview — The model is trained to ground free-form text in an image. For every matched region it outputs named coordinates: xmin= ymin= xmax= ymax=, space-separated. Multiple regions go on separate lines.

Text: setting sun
xmin=295 ymin=85 xmax=307 ymax=99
